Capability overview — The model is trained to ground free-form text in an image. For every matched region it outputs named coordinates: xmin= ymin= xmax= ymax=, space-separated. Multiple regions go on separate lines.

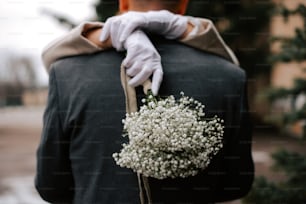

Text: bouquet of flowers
xmin=113 ymin=91 xmax=224 ymax=179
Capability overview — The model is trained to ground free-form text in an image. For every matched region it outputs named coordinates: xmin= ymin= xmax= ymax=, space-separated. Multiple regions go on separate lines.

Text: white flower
xmin=113 ymin=92 xmax=224 ymax=179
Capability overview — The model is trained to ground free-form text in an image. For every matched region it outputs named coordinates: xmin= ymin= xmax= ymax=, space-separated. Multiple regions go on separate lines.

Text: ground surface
xmin=0 ymin=107 xmax=305 ymax=204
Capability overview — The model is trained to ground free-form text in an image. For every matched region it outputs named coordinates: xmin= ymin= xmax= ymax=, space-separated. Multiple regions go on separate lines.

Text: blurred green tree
xmin=243 ymin=3 xmax=306 ymax=203
xmin=243 ymin=149 xmax=306 ymax=203
xmin=266 ymin=4 xmax=306 ymax=133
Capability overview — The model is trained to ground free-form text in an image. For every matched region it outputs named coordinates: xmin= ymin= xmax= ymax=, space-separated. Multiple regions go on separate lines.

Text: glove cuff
xmin=164 ymin=15 xmax=188 ymax=39
xmin=184 ymin=17 xmax=205 ymax=38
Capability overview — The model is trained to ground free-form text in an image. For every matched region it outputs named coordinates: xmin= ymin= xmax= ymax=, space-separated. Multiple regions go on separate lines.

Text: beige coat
xmin=42 ymin=17 xmax=239 ymax=71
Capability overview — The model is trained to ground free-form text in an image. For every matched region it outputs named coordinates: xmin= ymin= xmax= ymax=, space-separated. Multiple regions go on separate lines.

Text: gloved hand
xmin=123 ymin=30 xmax=163 ymax=96
xmin=100 ymin=10 xmax=188 ymax=51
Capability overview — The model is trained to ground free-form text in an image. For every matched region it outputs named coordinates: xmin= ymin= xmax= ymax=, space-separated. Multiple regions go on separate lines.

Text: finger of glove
xmin=116 ymin=21 xmax=127 ymax=50
xmin=111 ymin=21 xmax=125 ymax=51
xmin=99 ymin=19 xmax=112 ymax=42
xmin=151 ymin=68 xmax=163 ymax=96
xmin=128 ymin=67 xmax=152 ymax=87
xmin=126 ymin=62 xmax=142 ymax=77
xmin=122 ymin=48 xmax=138 ymax=68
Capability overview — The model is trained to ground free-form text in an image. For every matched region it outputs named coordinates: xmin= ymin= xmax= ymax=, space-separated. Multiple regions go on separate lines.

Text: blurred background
xmin=0 ymin=0 xmax=305 ymax=203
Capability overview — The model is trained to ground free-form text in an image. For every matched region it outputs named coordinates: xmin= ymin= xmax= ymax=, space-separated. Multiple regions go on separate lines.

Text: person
xmin=41 ymin=0 xmax=239 ymax=95
xmin=35 ymin=0 xmax=254 ymax=203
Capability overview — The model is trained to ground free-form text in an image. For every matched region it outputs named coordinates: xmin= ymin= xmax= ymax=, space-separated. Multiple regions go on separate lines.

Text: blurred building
xmin=271 ymin=0 xmax=306 ymax=88
xmin=270 ymin=0 xmax=306 ymax=137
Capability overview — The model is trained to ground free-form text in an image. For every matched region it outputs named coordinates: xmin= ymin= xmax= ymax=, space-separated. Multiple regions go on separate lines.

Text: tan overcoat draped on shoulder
xmin=42 ymin=17 xmax=239 ymax=71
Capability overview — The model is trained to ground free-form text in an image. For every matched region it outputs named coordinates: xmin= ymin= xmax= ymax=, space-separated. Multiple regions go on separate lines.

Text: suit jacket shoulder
xmin=42 ymin=17 xmax=239 ymax=71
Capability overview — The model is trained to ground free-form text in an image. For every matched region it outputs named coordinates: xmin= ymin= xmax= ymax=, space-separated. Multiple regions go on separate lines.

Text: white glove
xmin=100 ymin=10 xmax=188 ymax=51
xmin=123 ymin=30 xmax=163 ymax=96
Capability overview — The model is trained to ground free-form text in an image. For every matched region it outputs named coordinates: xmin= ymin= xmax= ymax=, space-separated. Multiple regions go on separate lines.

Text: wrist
xmin=124 ymin=30 xmax=146 ymax=49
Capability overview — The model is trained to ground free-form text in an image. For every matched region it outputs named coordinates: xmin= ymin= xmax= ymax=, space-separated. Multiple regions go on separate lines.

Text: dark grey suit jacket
xmin=35 ymin=38 xmax=254 ymax=204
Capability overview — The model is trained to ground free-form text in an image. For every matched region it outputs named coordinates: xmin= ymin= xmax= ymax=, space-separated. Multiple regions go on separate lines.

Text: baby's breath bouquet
xmin=113 ymin=91 xmax=224 ymax=179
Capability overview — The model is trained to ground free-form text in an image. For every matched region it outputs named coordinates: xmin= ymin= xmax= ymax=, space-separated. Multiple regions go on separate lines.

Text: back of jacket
xmin=36 ymin=39 xmax=254 ymax=204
